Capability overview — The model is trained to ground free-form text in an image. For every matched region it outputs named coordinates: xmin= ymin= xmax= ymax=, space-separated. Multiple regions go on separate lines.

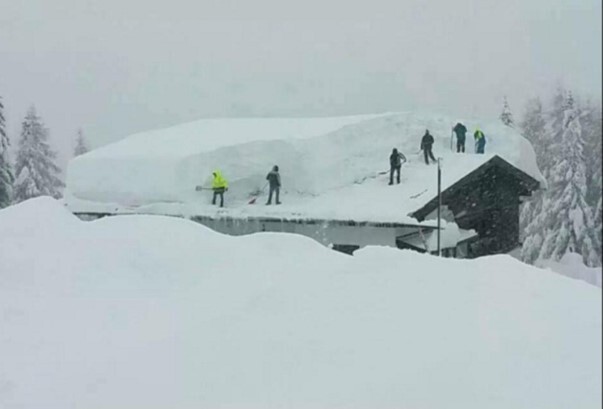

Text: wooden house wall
xmin=439 ymin=166 xmax=524 ymax=257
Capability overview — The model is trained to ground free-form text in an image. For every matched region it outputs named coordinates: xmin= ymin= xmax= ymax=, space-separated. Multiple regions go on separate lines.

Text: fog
xmin=1 ymin=0 xmax=601 ymax=168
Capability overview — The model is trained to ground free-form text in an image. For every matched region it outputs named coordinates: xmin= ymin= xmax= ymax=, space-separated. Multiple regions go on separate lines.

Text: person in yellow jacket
xmin=474 ymin=128 xmax=486 ymax=154
xmin=211 ymin=170 xmax=228 ymax=207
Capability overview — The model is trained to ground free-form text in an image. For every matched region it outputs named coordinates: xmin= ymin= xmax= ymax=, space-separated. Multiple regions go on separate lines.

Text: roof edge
xmin=410 ymin=155 xmax=541 ymax=221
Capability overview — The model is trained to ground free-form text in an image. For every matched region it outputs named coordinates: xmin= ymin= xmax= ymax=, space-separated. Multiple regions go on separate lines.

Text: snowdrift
xmin=65 ymin=112 xmax=544 ymax=223
xmin=539 ymin=253 xmax=602 ymax=288
xmin=0 ymin=197 xmax=600 ymax=408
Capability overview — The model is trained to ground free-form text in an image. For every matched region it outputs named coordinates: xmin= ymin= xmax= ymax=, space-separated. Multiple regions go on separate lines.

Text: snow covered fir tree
xmin=13 ymin=106 xmax=64 ymax=203
xmin=521 ymin=90 xmax=602 ymax=267
xmin=73 ymin=128 xmax=88 ymax=157
xmin=500 ymin=96 xmax=515 ymax=127
xmin=582 ymin=99 xmax=603 ymax=210
xmin=582 ymin=100 xmax=603 ymax=254
xmin=518 ymin=97 xmax=547 ymax=235
xmin=0 ymin=96 xmax=14 ymax=208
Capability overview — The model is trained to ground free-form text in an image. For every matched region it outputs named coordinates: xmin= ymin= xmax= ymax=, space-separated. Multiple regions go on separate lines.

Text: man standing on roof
xmin=420 ymin=129 xmax=436 ymax=165
xmin=474 ymin=128 xmax=486 ymax=154
xmin=389 ymin=148 xmax=406 ymax=185
xmin=211 ymin=170 xmax=228 ymax=207
xmin=453 ymin=122 xmax=467 ymax=153
xmin=266 ymin=165 xmax=282 ymax=205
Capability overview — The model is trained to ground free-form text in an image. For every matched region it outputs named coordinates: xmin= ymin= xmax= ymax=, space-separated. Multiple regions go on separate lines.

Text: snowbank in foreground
xmin=1 ymin=198 xmax=600 ymax=409
xmin=538 ymin=253 xmax=603 ymax=288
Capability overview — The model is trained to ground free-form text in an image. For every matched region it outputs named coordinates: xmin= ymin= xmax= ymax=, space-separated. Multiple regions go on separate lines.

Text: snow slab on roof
xmin=66 ymin=112 xmax=544 ymax=223
xmin=87 ymin=113 xmax=390 ymax=158
xmin=400 ymin=221 xmax=478 ymax=251
xmin=1 ymin=197 xmax=601 ymax=408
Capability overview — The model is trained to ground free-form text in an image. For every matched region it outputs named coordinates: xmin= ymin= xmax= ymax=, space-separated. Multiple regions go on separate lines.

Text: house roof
xmin=411 ymin=155 xmax=541 ymax=221
xmin=65 ymin=113 xmax=545 ymax=226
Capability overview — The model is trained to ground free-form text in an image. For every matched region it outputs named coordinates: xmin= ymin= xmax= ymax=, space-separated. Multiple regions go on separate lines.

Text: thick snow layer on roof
xmin=400 ymin=221 xmax=478 ymax=251
xmin=86 ymin=113 xmax=389 ymax=158
xmin=66 ymin=112 xmax=544 ymax=222
xmin=1 ymin=198 xmax=600 ymax=408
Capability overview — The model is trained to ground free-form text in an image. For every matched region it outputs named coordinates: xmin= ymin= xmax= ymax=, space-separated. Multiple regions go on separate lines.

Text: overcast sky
xmin=1 ymin=0 xmax=601 ymax=168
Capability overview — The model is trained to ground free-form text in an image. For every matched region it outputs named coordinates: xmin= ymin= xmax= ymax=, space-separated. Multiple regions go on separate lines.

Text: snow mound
xmin=65 ymin=112 xmax=544 ymax=222
xmin=0 ymin=198 xmax=600 ymax=408
xmin=0 ymin=196 xmax=80 ymax=236
xmin=539 ymin=252 xmax=603 ymax=288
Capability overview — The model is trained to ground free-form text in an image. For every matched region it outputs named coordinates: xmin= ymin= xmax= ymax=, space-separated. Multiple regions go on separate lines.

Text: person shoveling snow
xmin=388 ymin=148 xmax=407 ymax=185
xmin=265 ymin=165 xmax=282 ymax=205
xmin=211 ymin=170 xmax=228 ymax=207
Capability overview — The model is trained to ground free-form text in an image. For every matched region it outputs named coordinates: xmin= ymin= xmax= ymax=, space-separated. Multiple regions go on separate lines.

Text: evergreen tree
xmin=0 ymin=96 xmax=14 ymax=208
xmin=524 ymin=94 xmax=600 ymax=266
xmin=585 ymin=106 xmax=603 ymax=255
xmin=520 ymin=97 xmax=549 ymax=170
xmin=13 ymin=106 xmax=64 ymax=202
xmin=547 ymin=88 xmax=568 ymax=145
xmin=73 ymin=128 xmax=88 ymax=157
xmin=500 ymin=96 xmax=515 ymax=127
xmin=596 ymin=196 xmax=602 ymax=249
xmin=581 ymin=100 xmax=602 ymax=208
xmin=518 ymin=97 xmax=547 ymax=237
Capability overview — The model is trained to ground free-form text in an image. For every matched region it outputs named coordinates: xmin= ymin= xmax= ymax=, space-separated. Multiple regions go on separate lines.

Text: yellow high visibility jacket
xmin=211 ymin=170 xmax=228 ymax=189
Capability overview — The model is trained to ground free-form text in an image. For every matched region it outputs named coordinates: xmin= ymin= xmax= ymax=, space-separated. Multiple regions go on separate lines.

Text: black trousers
xmin=212 ymin=188 xmax=225 ymax=207
xmin=457 ymin=139 xmax=465 ymax=153
xmin=267 ymin=186 xmax=280 ymax=204
xmin=423 ymin=147 xmax=436 ymax=164
xmin=389 ymin=165 xmax=401 ymax=184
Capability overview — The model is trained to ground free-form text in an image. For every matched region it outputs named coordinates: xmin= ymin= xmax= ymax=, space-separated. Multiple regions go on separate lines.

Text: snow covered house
xmin=64 ymin=112 xmax=544 ymax=257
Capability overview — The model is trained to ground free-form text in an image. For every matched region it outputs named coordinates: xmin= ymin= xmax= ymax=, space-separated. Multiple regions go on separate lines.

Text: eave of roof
xmin=410 ymin=155 xmax=540 ymax=221
xmin=72 ymin=210 xmax=439 ymax=230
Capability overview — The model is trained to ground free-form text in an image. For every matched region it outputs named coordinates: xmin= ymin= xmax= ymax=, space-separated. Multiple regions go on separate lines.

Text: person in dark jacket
xmin=389 ymin=148 xmax=406 ymax=185
xmin=453 ymin=122 xmax=467 ymax=153
xmin=265 ymin=165 xmax=281 ymax=205
xmin=420 ymin=130 xmax=436 ymax=164
xmin=474 ymin=128 xmax=486 ymax=154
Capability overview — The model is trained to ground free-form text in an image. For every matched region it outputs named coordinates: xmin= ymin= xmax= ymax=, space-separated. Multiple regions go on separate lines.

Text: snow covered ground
xmin=538 ymin=253 xmax=602 ymax=288
xmin=1 ymin=197 xmax=600 ymax=408
xmin=65 ymin=112 xmax=544 ymax=223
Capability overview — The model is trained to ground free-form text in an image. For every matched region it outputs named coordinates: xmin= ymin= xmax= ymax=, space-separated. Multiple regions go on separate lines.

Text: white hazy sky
xmin=1 ymin=0 xmax=601 ymax=168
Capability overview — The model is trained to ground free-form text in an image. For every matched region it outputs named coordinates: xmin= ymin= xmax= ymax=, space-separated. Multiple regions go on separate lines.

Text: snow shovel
xmin=248 ymin=182 xmax=268 ymax=204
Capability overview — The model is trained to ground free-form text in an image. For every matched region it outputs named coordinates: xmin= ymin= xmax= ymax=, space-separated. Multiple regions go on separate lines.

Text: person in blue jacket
xmin=453 ymin=122 xmax=467 ymax=153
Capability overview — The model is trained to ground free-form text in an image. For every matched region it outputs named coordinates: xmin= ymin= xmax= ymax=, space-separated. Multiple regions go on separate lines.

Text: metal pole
xmin=437 ymin=158 xmax=442 ymax=256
